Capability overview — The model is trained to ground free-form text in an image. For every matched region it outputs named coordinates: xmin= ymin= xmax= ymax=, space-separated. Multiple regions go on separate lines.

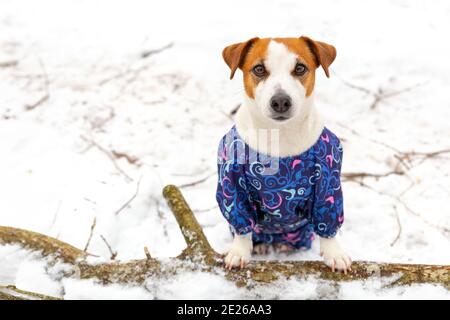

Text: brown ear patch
xmin=300 ymin=36 xmax=336 ymax=78
xmin=222 ymin=38 xmax=259 ymax=79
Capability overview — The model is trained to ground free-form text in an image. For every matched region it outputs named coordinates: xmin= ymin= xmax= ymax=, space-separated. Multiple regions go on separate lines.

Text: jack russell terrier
xmin=216 ymin=36 xmax=351 ymax=273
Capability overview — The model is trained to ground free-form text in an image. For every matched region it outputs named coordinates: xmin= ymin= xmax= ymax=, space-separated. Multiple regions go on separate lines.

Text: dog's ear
xmin=300 ymin=36 xmax=336 ymax=78
xmin=222 ymin=38 xmax=259 ymax=79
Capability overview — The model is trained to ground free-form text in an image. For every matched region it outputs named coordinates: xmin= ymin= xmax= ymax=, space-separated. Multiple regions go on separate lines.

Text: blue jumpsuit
xmin=215 ymin=126 xmax=344 ymax=249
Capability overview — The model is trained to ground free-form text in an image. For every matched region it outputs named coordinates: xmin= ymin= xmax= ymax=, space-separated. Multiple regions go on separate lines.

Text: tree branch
xmin=0 ymin=285 xmax=61 ymax=300
xmin=0 ymin=186 xmax=448 ymax=295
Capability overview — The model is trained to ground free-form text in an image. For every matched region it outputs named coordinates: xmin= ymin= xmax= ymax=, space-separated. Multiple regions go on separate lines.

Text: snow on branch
xmin=0 ymin=185 xmax=448 ymax=300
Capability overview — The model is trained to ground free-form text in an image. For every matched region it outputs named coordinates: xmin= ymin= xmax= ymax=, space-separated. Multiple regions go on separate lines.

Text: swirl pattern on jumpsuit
xmin=216 ymin=126 xmax=344 ymax=249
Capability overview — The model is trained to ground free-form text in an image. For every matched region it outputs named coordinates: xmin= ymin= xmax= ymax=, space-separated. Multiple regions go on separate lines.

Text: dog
xmin=216 ymin=36 xmax=351 ymax=273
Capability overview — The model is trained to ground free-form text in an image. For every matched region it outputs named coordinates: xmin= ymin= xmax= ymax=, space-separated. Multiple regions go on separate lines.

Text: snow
xmin=1 ymin=0 xmax=449 ymax=299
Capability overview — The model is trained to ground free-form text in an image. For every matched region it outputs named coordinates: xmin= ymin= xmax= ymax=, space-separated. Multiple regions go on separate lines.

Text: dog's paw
xmin=224 ymin=233 xmax=252 ymax=270
xmin=319 ymin=237 xmax=352 ymax=273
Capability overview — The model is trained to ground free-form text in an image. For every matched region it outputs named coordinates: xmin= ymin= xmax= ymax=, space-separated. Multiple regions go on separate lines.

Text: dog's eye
xmin=252 ymin=64 xmax=266 ymax=77
xmin=294 ymin=63 xmax=307 ymax=76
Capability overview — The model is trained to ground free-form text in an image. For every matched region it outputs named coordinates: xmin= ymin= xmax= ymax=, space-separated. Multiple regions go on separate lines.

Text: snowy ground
xmin=0 ymin=0 xmax=449 ymax=299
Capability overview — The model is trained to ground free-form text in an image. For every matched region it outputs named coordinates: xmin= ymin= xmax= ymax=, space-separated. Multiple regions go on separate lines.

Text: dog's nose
xmin=270 ymin=93 xmax=292 ymax=113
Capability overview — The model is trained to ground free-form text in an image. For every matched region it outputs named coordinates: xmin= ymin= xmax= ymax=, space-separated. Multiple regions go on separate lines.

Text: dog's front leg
xmin=224 ymin=232 xmax=253 ymax=269
xmin=319 ymin=237 xmax=352 ymax=273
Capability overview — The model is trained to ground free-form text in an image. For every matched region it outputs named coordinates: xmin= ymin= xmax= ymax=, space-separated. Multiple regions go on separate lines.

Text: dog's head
xmin=223 ymin=37 xmax=336 ymax=122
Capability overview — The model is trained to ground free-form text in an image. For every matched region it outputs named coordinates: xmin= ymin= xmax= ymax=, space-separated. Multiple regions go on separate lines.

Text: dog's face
xmin=223 ymin=37 xmax=336 ymax=122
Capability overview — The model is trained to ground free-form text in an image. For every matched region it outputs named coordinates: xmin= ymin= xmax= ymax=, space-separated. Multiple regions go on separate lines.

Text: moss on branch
xmin=0 ymin=185 xmax=448 ymax=300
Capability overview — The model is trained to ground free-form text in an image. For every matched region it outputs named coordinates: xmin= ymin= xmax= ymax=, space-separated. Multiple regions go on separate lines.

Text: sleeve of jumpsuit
xmin=311 ymin=135 xmax=344 ymax=238
xmin=215 ymin=137 xmax=258 ymax=235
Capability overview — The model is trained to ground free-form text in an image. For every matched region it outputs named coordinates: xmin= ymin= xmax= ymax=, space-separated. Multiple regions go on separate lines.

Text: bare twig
xmin=24 ymin=94 xmax=49 ymax=111
xmin=98 ymin=43 xmax=173 ymax=88
xmin=390 ymin=205 xmax=402 ymax=247
xmin=141 ymin=42 xmax=174 ymax=59
xmin=0 ymin=60 xmax=18 ymax=68
xmin=83 ymin=217 xmax=97 ymax=252
xmin=80 ymin=135 xmax=133 ymax=182
xmin=193 ymin=205 xmax=219 ymax=213
xmin=342 ymin=170 xmax=403 ymax=181
xmin=229 ymin=104 xmax=241 ymax=116
xmin=155 ymin=200 xmax=169 ymax=238
xmin=90 ymin=107 xmax=116 ymax=131
xmin=402 ymin=148 xmax=450 ymax=157
xmin=400 ymin=149 xmax=450 ymax=166
xmin=114 ymin=176 xmax=142 ymax=215
xmin=337 ymin=122 xmax=450 ymax=175
xmin=178 ymin=172 xmax=215 ymax=189
xmin=25 ymin=59 xmax=50 ymax=111
xmin=336 ymin=122 xmax=402 ymax=154
xmin=111 ymin=150 xmax=140 ymax=166
xmin=337 ymin=77 xmax=372 ymax=95
xmin=99 ymin=64 xmax=150 ymax=87
xmin=337 ymin=76 xmax=425 ymax=110
xmin=398 ymin=180 xmax=416 ymax=198
xmin=369 ymin=83 xmax=425 ymax=109
xmin=395 ymin=196 xmax=450 ymax=237
xmin=100 ymin=235 xmax=117 ymax=260
xmin=49 ymin=200 xmax=62 ymax=230
xmin=348 ymin=180 xmax=450 ymax=237
xmin=144 ymin=247 xmax=152 ymax=260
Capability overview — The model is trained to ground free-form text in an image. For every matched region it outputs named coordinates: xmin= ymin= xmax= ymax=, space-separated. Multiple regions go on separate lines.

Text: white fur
xmin=224 ymin=232 xmax=253 ymax=269
xmin=236 ymin=94 xmax=324 ymax=157
xmin=319 ymin=237 xmax=352 ymax=272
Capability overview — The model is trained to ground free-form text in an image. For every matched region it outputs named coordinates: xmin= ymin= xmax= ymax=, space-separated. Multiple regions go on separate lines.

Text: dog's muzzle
xmin=270 ymin=92 xmax=292 ymax=121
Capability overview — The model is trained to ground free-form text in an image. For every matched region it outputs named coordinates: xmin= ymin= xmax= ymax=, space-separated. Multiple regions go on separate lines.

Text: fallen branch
xmin=0 ymin=186 xmax=448 ymax=297
xmin=0 ymin=285 xmax=61 ymax=300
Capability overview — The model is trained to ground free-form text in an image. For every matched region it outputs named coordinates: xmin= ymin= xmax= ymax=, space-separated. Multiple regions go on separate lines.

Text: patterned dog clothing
xmin=216 ymin=126 xmax=344 ymax=249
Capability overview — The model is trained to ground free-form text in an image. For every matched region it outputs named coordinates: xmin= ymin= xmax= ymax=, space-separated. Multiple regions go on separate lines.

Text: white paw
xmin=319 ymin=237 xmax=352 ymax=273
xmin=224 ymin=233 xmax=253 ymax=270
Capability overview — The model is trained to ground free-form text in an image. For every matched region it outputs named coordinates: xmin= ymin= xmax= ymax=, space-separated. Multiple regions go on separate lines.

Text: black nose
xmin=270 ymin=93 xmax=292 ymax=113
